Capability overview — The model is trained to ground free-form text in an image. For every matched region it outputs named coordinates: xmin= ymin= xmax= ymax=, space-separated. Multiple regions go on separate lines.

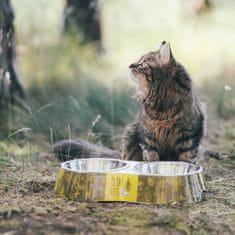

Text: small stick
xmin=205 ymin=150 xmax=235 ymax=160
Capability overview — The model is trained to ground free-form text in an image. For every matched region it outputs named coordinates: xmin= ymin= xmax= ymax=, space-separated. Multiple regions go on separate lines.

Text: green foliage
xmin=12 ymin=39 xmax=138 ymax=145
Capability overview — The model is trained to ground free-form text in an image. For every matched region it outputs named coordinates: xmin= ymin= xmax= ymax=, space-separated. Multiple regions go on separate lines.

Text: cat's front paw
xmin=143 ymin=150 xmax=160 ymax=161
xmin=179 ymin=148 xmax=200 ymax=163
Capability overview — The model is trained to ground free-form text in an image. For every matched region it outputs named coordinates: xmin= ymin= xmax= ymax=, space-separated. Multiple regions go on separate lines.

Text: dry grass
xmin=0 ymin=147 xmax=234 ymax=234
xmin=0 ymin=119 xmax=235 ymax=234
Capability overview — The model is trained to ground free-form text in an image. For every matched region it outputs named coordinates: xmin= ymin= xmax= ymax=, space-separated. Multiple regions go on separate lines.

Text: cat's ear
xmin=159 ymin=41 xmax=172 ymax=65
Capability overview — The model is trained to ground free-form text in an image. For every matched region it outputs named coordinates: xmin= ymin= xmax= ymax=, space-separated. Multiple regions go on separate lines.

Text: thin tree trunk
xmin=182 ymin=0 xmax=213 ymax=17
xmin=195 ymin=0 xmax=212 ymax=15
xmin=0 ymin=0 xmax=25 ymax=104
xmin=63 ymin=0 xmax=102 ymax=47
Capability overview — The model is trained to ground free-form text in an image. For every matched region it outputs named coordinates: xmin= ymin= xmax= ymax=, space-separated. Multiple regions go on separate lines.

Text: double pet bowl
xmin=55 ymin=158 xmax=206 ymax=205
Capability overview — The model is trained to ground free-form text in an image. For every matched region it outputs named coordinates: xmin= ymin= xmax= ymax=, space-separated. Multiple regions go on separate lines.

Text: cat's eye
xmin=143 ymin=62 xmax=148 ymax=67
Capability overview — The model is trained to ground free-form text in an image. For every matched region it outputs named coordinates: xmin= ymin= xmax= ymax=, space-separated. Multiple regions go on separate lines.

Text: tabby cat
xmin=121 ymin=41 xmax=204 ymax=163
xmin=53 ymin=41 xmax=204 ymax=163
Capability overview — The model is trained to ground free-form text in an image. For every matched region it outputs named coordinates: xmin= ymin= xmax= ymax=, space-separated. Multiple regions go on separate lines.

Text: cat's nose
xmin=129 ymin=63 xmax=137 ymax=68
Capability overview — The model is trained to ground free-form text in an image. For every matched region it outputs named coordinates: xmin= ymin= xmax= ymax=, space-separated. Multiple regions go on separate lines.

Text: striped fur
xmin=121 ymin=42 xmax=204 ymax=163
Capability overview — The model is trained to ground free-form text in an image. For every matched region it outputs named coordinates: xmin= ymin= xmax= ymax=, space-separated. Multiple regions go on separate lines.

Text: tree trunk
xmin=0 ymin=0 xmax=25 ymax=104
xmin=182 ymin=0 xmax=213 ymax=17
xmin=195 ymin=0 xmax=212 ymax=15
xmin=63 ymin=0 xmax=102 ymax=46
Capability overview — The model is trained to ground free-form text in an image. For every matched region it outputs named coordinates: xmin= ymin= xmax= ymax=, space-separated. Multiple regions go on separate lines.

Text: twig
xmin=205 ymin=150 xmax=235 ymax=160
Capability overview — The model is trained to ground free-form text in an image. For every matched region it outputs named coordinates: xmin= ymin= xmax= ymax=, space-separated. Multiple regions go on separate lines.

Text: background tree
xmin=63 ymin=0 xmax=102 ymax=47
xmin=0 ymin=0 xmax=25 ymax=104
xmin=182 ymin=0 xmax=213 ymax=17
xmin=195 ymin=0 xmax=212 ymax=15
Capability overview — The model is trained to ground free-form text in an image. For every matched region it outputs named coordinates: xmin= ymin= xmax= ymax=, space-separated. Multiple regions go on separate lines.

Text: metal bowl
xmin=62 ymin=158 xmax=129 ymax=173
xmin=133 ymin=161 xmax=202 ymax=176
xmin=131 ymin=161 xmax=205 ymax=204
xmin=55 ymin=159 xmax=206 ymax=205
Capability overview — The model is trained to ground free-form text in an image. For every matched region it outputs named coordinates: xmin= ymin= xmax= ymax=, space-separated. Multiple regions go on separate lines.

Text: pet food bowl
xmin=55 ymin=158 xmax=206 ymax=205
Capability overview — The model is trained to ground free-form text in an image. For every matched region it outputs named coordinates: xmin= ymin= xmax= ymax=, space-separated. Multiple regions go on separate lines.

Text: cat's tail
xmin=53 ymin=139 xmax=121 ymax=161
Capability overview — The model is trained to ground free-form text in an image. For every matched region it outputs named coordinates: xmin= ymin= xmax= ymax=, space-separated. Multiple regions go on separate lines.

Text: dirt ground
xmin=0 ymin=121 xmax=235 ymax=235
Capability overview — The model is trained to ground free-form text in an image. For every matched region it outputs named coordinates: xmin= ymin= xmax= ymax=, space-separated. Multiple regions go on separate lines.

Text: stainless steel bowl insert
xmin=62 ymin=158 xmax=129 ymax=173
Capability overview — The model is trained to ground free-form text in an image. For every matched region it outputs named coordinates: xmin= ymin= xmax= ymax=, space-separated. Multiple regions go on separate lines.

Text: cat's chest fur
xmin=140 ymin=113 xmax=181 ymax=151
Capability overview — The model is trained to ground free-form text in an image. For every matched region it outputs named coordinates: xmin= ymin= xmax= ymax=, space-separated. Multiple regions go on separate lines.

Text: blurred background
xmin=1 ymin=0 xmax=235 ymax=152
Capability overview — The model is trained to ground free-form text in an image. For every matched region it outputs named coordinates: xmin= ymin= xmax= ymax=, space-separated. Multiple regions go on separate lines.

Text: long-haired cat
xmin=121 ymin=41 xmax=204 ymax=162
xmin=53 ymin=41 xmax=204 ymax=163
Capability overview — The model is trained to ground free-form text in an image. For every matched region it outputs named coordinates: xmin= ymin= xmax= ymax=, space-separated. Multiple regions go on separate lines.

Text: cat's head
xmin=129 ymin=41 xmax=177 ymax=100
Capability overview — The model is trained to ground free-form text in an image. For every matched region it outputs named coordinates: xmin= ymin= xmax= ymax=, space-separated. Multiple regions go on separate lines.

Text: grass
xmin=0 ymin=142 xmax=234 ymax=234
